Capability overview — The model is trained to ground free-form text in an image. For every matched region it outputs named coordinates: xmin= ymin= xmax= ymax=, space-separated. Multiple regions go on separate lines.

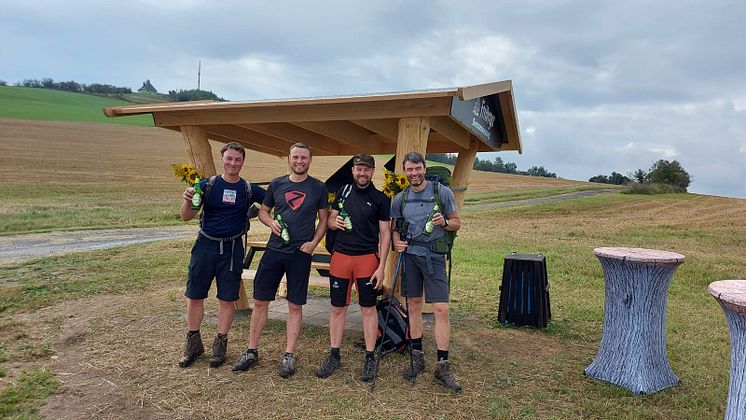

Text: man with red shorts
xmin=315 ymin=154 xmax=391 ymax=381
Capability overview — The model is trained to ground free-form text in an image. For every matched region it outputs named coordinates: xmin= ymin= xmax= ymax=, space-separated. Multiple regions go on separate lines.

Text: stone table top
xmin=708 ymin=280 xmax=746 ymax=314
xmin=593 ymin=247 xmax=686 ymax=264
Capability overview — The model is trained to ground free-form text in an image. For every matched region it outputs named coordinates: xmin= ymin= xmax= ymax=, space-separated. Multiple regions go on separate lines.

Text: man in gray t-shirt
xmin=390 ymin=151 xmax=462 ymax=392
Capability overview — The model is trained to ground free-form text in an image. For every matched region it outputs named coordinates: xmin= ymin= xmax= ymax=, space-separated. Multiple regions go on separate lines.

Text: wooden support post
xmin=451 ymin=135 xmax=479 ymax=212
xmin=180 ymin=125 xmax=217 ymax=177
xmin=384 ymin=118 xmax=430 ymax=308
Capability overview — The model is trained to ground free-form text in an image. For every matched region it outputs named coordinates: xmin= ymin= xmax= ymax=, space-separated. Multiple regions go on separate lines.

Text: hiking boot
xmin=178 ymin=331 xmax=204 ymax=368
xmin=232 ymin=349 xmax=259 ymax=372
xmin=434 ymin=360 xmax=462 ymax=392
xmin=209 ymin=334 xmax=228 ymax=368
xmin=279 ymin=352 xmax=296 ymax=378
xmin=315 ymin=354 xmax=340 ymax=378
xmin=402 ymin=350 xmax=425 ymax=380
xmin=361 ymin=356 xmax=377 ymax=382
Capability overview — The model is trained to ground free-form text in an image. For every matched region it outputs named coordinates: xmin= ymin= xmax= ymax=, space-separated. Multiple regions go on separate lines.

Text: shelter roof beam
xmin=291 ymin=121 xmax=383 ymax=154
xmin=237 ymin=122 xmax=340 ymax=155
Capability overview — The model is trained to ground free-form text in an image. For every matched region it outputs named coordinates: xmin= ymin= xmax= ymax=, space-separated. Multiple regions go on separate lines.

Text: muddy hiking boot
xmin=434 ymin=360 xmax=462 ymax=392
xmin=315 ymin=354 xmax=340 ymax=378
xmin=209 ymin=334 xmax=228 ymax=368
xmin=232 ymin=349 xmax=259 ymax=372
xmin=179 ymin=331 xmax=204 ymax=368
xmin=402 ymin=349 xmax=425 ymax=380
xmin=361 ymin=356 xmax=377 ymax=382
xmin=279 ymin=352 xmax=296 ymax=378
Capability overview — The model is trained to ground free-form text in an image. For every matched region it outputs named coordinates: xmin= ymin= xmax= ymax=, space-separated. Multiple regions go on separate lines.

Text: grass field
xmin=0 ymin=86 xmax=153 ymax=126
xmin=0 ymin=118 xmax=744 ymax=418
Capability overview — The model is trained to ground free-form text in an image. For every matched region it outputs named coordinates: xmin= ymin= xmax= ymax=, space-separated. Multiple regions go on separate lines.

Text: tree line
xmin=590 ymin=159 xmax=692 ymax=193
xmin=2 ymin=77 xmax=224 ymax=102
xmin=426 ymin=153 xmax=557 ymax=178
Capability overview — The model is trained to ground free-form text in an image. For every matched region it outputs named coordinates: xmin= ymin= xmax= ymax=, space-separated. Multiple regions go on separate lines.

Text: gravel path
xmin=0 ymin=225 xmax=197 ymax=266
xmin=0 ymin=189 xmax=618 ymax=266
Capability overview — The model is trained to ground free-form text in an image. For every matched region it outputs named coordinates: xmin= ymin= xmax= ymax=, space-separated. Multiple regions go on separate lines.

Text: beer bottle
xmin=191 ymin=176 xmax=203 ymax=210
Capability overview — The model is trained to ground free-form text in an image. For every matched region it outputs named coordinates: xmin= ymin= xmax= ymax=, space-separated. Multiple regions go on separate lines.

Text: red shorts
xmin=329 ymin=252 xmax=379 ymax=307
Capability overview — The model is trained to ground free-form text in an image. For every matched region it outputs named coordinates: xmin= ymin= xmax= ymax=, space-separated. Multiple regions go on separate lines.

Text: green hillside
xmin=0 ymin=86 xmax=153 ymax=126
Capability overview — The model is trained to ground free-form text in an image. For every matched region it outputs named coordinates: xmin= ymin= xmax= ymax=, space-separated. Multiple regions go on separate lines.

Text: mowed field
xmin=0 ymin=117 xmax=745 ymax=418
xmin=0 ymin=118 xmax=597 ymax=235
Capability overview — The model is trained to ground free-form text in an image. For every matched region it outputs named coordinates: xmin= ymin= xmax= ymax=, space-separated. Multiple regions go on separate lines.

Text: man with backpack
xmin=178 ymin=142 xmax=265 ymax=369
xmin=232 ymin=143 xmax=329 ymax=378
xmin=390 ymin=151 xmax=462 ymax=391
xmin=315 ymin=154 xmax=391 ymax=382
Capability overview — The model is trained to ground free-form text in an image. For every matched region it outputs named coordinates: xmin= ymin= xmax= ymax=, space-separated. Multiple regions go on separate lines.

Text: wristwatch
xmin=443 ymin=217 xmax=449 ymax=227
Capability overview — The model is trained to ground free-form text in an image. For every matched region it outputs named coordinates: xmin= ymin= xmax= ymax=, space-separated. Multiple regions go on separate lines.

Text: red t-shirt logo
xmin=285 ymin=191 xmax=307 ymax=211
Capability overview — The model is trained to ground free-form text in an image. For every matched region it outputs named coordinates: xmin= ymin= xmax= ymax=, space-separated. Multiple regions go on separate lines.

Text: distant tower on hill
xmin=138 ymin=79 xmax=157 ymax=94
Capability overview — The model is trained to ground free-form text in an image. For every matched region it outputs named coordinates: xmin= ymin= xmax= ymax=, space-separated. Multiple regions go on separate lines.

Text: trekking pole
xmin=371 ymin=249 xmax=405 ymax=392
xmin=399 ymin=234 xmax=415 ymax=385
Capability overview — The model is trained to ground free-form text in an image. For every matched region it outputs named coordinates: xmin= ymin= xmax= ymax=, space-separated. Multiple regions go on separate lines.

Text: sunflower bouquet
xmin=383 ymin=169 xmax=409 ymax=198
xmin=172 ymin=163 xmax=206 ymax=209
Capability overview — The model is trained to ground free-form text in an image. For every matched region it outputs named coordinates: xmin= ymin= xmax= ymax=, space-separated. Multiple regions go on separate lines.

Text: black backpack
xmin=375 ymin=296 xmax=410 ymax=355
xmin=324 ymin=183 xmax=353 ymax=254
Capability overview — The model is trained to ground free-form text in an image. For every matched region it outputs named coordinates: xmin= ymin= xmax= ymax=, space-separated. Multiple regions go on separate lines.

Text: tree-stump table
xmin=584 ymin=247 xmax=685 ymax=394
xmin=708 ymin=280 xmax=746 ymax=419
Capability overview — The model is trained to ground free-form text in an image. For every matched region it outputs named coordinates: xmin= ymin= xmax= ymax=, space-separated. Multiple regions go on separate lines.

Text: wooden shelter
xmin=104 ymin=80 xmax=522 ymax=306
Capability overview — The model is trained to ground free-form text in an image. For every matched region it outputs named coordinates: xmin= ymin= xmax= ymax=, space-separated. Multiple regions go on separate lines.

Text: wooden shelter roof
xmin=104 ymin=80 xmax=521 ymax=157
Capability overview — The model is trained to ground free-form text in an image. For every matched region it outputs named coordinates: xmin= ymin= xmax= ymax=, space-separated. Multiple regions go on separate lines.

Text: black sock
xmin=217 ymin=333 xmax=227 ymax=339
xmin=247 ymin=348 xmax=258 ymax=355
xmin=437 ymin=349 xmax=449 ymax=361
xmin=411 ymin=337 xmax=423 ymax=351
xmin=188 ymin=330 xmax=199 ymax=336
xmin=330 ymin=347 xmax=340 ymax=360
xmin=365 ymin=351 xmax=375 ymax=360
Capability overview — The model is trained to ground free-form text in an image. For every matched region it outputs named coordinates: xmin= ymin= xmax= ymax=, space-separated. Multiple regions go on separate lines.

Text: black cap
xmin=352 ymin=154 xmax=375 ymax=168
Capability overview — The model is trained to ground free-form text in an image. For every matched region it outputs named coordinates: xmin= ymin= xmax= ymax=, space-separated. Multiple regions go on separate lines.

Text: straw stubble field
xmin=1 ymin=118 xmax=745 ymax=418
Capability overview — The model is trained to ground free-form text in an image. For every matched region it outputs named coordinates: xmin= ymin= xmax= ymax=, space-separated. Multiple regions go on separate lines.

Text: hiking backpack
xmin=375 ymin=295 xmax=410 ymax=355
xmin=324 ymin=183 xmax=353 ymax=254
xmin=398 ymin=181 xmax=458 ymax=287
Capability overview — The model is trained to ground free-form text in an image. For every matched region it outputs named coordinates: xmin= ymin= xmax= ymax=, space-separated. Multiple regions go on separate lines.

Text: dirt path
xmin=0 ymin=189 xmax=617 ymax=266
xmin=0 ymin=225 xmax=197 ymax=265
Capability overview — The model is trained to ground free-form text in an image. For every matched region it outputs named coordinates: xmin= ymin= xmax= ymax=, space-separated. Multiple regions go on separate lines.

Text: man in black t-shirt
xmin=233 ymin=143 xmax=329 ymax=378
xmin=314 ymin=154 xmax=391 ymax=382
xmin=178 ymin=142 xmax=264 ymax=369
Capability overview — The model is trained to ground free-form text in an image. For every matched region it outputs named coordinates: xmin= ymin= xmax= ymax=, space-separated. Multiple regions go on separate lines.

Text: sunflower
xmin=383 ymin=169 xmax=409 ymax=198
xmin=171 ymin=163 xmax=205 ymax=185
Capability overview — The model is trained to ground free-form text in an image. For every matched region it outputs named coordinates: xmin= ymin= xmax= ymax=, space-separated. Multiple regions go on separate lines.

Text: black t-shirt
xmin=263 ymin=175 xmax=328 ymax=252
xmin=332 ymin=183 xmax=390 ymax=255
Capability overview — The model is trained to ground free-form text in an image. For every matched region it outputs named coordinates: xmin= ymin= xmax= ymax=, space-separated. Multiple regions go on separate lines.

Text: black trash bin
xmin=498 ymin=253 xmax=551 ymax=328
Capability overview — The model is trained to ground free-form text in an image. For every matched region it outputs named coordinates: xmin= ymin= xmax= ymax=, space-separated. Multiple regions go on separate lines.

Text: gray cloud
xmin=1 ymin=0 xmax=744 ymax=197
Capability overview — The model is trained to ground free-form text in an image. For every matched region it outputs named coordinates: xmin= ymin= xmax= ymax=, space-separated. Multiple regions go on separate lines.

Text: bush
xmin=623 ymin=183 xmax=686 ymax=195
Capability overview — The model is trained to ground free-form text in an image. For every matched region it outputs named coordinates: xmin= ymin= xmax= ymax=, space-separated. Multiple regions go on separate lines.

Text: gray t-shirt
xmin=390 ymin=181 xmax=457 ymax=256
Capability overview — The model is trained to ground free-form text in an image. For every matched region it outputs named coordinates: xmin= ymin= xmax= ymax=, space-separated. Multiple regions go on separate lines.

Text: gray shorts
xmin=401 ymin=253 xmax=449 ymax=303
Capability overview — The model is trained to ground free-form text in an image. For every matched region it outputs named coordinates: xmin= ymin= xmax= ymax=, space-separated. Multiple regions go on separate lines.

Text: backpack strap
xmin=199 ymin=175 xmax=220 ymax=230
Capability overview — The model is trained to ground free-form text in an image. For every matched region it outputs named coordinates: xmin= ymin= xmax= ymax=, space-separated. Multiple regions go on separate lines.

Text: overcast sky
xmin=2 ymin=0 xmax=744 ymax=198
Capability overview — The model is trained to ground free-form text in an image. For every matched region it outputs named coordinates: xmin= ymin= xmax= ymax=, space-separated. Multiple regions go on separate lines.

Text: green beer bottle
xmin=191 ymin=176 xmax=203 ymax=210
xmin=339 ymin=201 xmax=353 ymax=231
xmin=276 ymin=214 xmax=290 ymax=244
xmin=422 ymin=203 xmax=440 ymax=235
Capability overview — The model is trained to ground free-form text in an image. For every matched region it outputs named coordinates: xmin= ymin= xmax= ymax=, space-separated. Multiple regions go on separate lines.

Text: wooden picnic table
xmin=235 ymin=241 xmax=330 ymax=310
xmin=584 ymin=247 xmax=685 ymax=394
xmin=708 ymin=280 xmax=746 ymax=419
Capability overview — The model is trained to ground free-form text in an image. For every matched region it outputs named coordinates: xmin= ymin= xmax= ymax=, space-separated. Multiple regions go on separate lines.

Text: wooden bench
xmin=235 ymin=241 xmax=331 ymax=310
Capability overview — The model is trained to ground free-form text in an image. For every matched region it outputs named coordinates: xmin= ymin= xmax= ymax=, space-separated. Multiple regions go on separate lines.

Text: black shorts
xmin=185 ymin=235 xmax=244 ymax=301
xmin=401 ymin=253 xmax=449 ymax=303
xmin=253 ymin=248 xmax=312 ymax=305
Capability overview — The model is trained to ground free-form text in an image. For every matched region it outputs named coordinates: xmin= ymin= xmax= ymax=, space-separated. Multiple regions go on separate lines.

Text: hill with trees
xmin=590 ymin=159 xmax=692 ymax=193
